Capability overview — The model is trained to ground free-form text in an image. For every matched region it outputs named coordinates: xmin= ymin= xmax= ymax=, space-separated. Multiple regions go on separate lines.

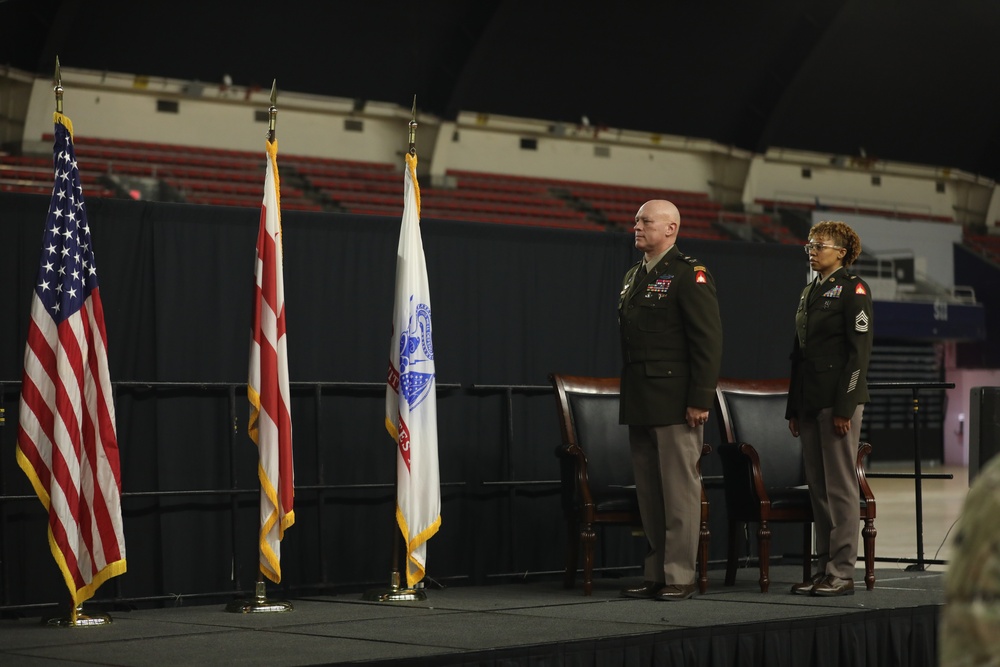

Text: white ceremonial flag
xmin=385 ymin=152 xmax=441 ymax=588
xmin=248 ymin=138 xmax=294 ymax=583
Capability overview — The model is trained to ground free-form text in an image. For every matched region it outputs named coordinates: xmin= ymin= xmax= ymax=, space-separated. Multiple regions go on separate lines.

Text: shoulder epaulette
xmin=678 ymin=254 xmax=706 ymax=271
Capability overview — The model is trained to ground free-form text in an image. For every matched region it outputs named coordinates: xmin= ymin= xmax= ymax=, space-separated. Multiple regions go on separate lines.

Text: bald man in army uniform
xmin=786 ymin=220 xmax=873 ymax=597
xmin=618 ymin=199 xmax=723 ymax=601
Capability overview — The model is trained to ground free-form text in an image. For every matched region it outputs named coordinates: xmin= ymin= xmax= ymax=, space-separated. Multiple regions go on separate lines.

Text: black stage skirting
xmin=0 ymin=565 xmax=941 ymax=667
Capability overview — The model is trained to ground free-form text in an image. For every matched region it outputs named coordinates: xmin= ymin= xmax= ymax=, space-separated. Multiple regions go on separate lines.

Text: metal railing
xmin=0 ymin=379 xmax=465 ymax=612
xmin=0 ymin=377 xmax=958 ymax=611
xmin=867 ymin=381 xmax=955 ymax=570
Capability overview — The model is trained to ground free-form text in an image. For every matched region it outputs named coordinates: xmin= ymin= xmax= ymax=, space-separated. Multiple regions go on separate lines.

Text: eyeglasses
xmin=803 ymin=242 xmax=843 ymax=254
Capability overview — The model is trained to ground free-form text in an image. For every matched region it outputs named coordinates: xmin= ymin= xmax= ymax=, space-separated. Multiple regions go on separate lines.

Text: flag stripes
xmin=17 ymin=113 xmax=126 ymax=615
xmin=248 ymin=138 xmax=294 ymax=583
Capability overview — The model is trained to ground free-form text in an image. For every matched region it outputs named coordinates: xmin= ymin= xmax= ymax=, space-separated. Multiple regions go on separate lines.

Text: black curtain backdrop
xmin=0 ymin=192 xmax=806 ymax=608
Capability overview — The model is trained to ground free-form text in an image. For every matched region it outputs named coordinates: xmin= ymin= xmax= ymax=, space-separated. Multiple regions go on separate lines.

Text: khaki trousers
xmin=799 ymin=404 xmax=864 ymax=579
xmin=629 ymin=423 xmax=702 ymax=585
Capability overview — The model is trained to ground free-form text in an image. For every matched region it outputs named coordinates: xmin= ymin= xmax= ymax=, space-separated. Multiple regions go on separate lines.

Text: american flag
xmin=248 ymin=138 xmax=294 ymax=583
xmin=385 ymin=151 xmax=441 ymax=588
xmin=17 ymin=113 xmax=127 ymax=616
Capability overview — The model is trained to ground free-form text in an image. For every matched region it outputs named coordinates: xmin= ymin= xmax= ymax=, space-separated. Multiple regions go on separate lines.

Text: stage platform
xmin=0 ymin=565 xmax=942 ymax=667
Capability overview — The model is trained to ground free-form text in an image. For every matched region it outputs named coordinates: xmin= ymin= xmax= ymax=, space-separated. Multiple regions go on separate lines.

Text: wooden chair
xmin=714 ymin=377 xmax=877 ymax=592
xmin=549 ymin=373 xmax=711 ymax=596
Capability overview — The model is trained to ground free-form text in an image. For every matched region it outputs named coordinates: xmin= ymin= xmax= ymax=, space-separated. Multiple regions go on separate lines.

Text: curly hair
xmin=810 ymin=220 xmax=862 ymax=266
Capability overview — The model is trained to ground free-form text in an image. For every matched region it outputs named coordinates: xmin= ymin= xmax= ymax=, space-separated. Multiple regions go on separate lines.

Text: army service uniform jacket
xmin=785 ymin=266 xmax=874 ymax=420
xmin=618 ymin=245 xmax=723 ymax=426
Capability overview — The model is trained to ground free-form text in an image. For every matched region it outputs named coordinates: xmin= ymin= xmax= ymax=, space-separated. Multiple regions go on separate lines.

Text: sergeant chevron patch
xmin=855 ymin=310 xmax=870 ymax=332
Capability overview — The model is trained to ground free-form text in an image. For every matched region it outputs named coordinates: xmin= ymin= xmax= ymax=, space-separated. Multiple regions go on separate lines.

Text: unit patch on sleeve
xmin=855 ymin=283 xmax=867 ymax=295
xmin=695 ymin=270 xmax=707 ymax=284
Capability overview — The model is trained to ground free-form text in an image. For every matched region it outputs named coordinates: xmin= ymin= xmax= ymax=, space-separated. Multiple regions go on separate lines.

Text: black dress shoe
xmin=790 ymin=573 xmax=825 ymax=596
xmin=811 ymin=575 xmax=854 ymax=597
xmin=621 ymin=581 xmax=665 ymax=599
xmin=654 ymin=583 xmax=697 ymax=601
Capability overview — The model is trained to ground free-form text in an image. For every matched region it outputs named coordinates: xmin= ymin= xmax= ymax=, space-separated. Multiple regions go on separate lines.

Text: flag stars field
xmin=17 ymin=111 xmax=126 ymax=620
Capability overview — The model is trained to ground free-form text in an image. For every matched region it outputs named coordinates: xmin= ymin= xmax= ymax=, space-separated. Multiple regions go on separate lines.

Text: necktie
xmin=630 ymin=264 xmax=647 ymax=296
xmin=805 ymin=277 xmax=819 ymax=303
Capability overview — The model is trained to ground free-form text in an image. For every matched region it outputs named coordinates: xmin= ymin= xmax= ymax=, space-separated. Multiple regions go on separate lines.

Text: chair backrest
xmin=551 ymin=374 xmax=635 ymax=499
xmin=714 ymin=377 xmax=806 ymax=490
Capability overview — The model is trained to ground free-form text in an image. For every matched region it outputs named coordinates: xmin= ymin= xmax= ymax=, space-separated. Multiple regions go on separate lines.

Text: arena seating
xmin=35 ymin=134 xmax=325 ymax=212
xmin=3 ymin=136 xmax=739 ymax=234
xmin=965 ymin=233 xmax=1000 ymax=264
xmin=440 ymin=169 xmax=732 ymax=237
xmin=0 ymin=153 xmax=118 ymax=199
xmin=717 ymin=210 xmax=802 ymax=245
xmin=19 ymin=136 xmax=990 ymax=248
xmin=755 ymin=198 xmax=955 ymax=224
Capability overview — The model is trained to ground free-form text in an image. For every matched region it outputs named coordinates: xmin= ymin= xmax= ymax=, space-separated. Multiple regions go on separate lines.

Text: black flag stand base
xmin=225 ymin=573 xmax=293 ymax=614
xmin=362 ymin=569 xmax=426 ymax=602
xmin=47 ymin=604 xmax=112 ymax=627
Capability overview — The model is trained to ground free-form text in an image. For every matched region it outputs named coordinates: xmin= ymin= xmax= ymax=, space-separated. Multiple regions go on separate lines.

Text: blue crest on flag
xmin=398 ymin=299 xmax=435 ymax=409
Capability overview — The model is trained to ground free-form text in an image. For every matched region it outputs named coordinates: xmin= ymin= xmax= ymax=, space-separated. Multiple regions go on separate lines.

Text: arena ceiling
xmin=4 ymin=0 xmax=1000 ymax=181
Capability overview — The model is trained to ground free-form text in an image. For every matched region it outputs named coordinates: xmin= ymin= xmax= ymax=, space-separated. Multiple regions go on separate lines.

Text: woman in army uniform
xmin=786 ymin=220 xmax=873 ymax=597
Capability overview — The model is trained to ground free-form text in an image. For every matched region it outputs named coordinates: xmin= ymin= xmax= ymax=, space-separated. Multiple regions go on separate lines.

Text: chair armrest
xmin=697 ymin=444 xmax=712 ymax=473
xmin=554 ymin=443 xmax=597 ymax=509
xmin=718 ymin=442 xmax=769 ymax=520
xmin=554 ymin=442 xmax=580 ymax=460
xmin=856 ymin=441 xmax=876 ymax=508
xmin=737 ymin=442 xmax=773 ymax=504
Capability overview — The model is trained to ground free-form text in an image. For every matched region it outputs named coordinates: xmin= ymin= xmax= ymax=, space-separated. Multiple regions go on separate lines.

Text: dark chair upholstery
xmin=550 ymin=373 xmax=710 ymax=596
xmin=714 ymin=377 xmax=877 ymax=592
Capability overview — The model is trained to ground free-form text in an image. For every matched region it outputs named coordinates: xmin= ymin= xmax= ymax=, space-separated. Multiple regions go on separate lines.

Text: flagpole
xmin=408 ymin=95 xmax=417 ymax=156
xmin=363 ymin=96 xmax=427 ymax=603
xmin=42 ymin=57 xmax=115 ymax=629
xmin=267 ymin=79 xmax=277 ymax=143
xmin=227 ymin=79 xmax=292 ymax=614
xmin=54 ymin=56 xmax=63 ymax=115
